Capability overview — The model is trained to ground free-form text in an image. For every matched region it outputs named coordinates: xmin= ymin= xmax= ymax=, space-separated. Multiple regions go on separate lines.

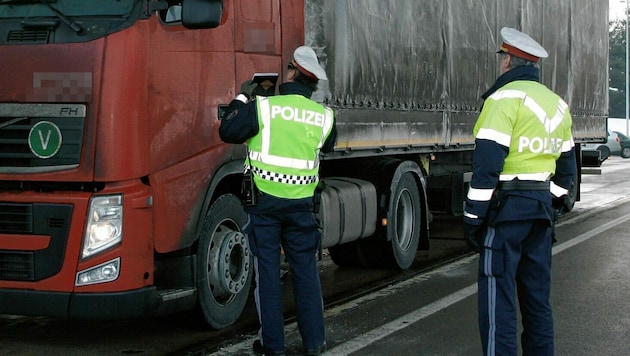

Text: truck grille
xmin=0 ymin=203 xmax=72 ymax=281
xmin=0 ymin=103 xmax=85 ymax=173
xmin=0 ymin=203 xmax=33 ymax=233
xmin=0 ymin=252 xmax=34 ymax=280
xmin=7 ymin=29 xmax=50 ymax=44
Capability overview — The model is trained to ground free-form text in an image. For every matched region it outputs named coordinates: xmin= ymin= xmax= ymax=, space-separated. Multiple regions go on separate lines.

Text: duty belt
xmin=498 ymin=180 xmax=550 ymax=191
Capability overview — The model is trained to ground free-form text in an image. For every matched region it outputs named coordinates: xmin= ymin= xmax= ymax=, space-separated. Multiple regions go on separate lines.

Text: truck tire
xmin=382 ymin=172 xmax=421 ymax=269
xmin=195 ymin=194 xmax=252 ymax=329
xmin=357 ymin=172 xmax=421 ymax=269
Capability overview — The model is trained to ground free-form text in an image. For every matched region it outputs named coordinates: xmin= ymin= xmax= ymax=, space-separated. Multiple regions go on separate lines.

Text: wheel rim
xmin=206 ymin=219 xmax=250 ymax=304
xmin=394 ymin=187 xmax=415 ymax=251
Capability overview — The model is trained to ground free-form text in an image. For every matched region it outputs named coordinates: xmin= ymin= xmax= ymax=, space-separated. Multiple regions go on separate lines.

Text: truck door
xmin=234 ymin=1 xmax=283 ymax=84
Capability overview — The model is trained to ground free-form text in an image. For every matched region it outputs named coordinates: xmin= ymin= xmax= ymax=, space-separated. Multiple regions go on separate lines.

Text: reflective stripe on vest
xmin=489 ymin=89 xmax=569 ymax=138
xmin=251 ymin=166 xmax=318 ymax=185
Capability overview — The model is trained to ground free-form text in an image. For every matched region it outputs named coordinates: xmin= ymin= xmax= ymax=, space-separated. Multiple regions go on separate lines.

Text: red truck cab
xmin=0 ymin=0 xmax=300 ymax=329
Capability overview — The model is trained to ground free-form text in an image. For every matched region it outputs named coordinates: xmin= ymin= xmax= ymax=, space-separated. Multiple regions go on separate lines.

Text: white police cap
xmin=292 ymin=46 xmax=328 ymax=81
xmin=498 ymin=27 xmax=548 ymax=62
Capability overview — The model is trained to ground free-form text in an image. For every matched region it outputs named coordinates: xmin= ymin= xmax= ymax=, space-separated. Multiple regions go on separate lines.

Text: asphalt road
xmin=1 ymin=156 xmax=629 ymax=355
xmin=210 ymin=156 xmax=630 ymax=355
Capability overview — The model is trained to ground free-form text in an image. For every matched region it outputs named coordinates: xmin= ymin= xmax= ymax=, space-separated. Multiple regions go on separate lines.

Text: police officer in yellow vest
xmin=219 ymin=46 xmax=336 ymax=356
xmin=464 ymin=28 xmax=576 ymax=355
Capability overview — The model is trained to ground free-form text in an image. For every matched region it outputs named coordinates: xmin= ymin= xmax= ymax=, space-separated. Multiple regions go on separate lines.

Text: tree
xmin=610 ymin=18 xmax=627 ymax=118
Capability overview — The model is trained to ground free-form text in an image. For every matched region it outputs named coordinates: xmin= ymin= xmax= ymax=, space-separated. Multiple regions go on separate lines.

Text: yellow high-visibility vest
xmin=247 ymin=95 xmax=335 ymax=199
xmin=474 ymin=80 xmax=574 ymax=178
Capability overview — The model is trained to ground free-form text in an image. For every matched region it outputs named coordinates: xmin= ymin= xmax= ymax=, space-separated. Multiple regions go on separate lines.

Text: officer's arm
xmin=551 ymin=142 xmax=577 ymax=213
xmin=321 ymin=124 xmax=337 ymax=153
xmin=551 ymin=118 xmax=576 ymax=201
xmin=464 ymin=138 xmax=508 ymax=226
xmin=551 ymin=148 xmax=576 ymax=195
xmin=219 ymin=99 xmax=259 ymax=144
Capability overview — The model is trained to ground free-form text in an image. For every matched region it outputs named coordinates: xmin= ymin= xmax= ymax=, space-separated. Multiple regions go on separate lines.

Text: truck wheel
xmin=196 ymin=194 xmax=252 ymax=329
xmin=357 ymin=172 xmax=421 ymax=269
xmin=621 ymin=146 xmax=630 ymax=158
xmin=383 ymin=172 xmax=421 ymax=269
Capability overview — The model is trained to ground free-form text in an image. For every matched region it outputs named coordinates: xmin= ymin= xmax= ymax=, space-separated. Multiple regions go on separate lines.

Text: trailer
xmin=308 ymin=0 xmax=608 ymax=266
xmin=0 ymin=0 xmax=608 ymax=329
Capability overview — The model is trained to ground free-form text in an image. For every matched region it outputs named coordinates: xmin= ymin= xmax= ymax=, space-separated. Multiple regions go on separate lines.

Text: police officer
xmin=219 ymin=46 xmax=336 ymax=356
xmin=464 ymin=27 xmax=576 ymax=355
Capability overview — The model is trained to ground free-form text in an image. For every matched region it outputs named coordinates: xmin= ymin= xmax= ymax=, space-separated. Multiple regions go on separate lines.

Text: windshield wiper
xmin=0 ymin=0 xmax=56 ymax=5
xmin=0 ymin=0 xmax=83 ymax=34
xmin=37 ymin=0 xmax=83 ymax=34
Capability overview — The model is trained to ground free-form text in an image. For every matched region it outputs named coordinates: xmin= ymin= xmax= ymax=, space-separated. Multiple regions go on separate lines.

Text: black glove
xmin=239 ymin=80 xmax=258 ymax=100
xmin=464 ymin=223 xmax=484 ymax=253
xmin=552 ymin=194 xmax=572 ymax=212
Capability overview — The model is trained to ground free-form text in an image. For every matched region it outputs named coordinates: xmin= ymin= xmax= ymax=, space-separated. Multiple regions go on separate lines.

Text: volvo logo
xmin=28 ymin=121 xmax=62 ymax=159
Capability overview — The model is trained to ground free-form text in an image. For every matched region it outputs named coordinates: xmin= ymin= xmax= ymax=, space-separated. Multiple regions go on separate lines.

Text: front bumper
xmin=0 ymin=286 xmax=159 ymax=319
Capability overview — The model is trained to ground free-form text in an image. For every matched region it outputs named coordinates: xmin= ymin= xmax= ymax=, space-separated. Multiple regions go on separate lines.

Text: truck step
xmin=157 ymin=288 xmax=195 ymax=301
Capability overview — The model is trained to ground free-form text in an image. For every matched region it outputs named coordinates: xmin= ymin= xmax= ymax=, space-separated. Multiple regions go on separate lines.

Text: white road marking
xmin=324 ymin=202 xmax=630 ymax=355
xmin=213 ymin=204 xmax=630 ymax=355
xmin=213 ymin=160 xmax=630 ymax=355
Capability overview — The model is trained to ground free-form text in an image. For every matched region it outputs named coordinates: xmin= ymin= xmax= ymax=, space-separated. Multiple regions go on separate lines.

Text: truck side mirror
xmin=182 ymin=0 xmax=224 ymax=29
xmin=163 ymin=5 xmax=182 ymax=23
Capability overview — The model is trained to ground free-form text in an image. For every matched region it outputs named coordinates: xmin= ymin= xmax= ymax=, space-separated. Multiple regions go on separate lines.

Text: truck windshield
xmin=0 ymin=0 xmax=138 ymax=43
xmin=0 ymin=0 xmax=134 ymax=17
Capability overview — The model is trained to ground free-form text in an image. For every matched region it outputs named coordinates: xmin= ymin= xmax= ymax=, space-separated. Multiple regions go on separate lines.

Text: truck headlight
xmin=82 ymin=194 xmax=123 ymax=259
xmin=76 ymin=257 xmax=120 ymax=286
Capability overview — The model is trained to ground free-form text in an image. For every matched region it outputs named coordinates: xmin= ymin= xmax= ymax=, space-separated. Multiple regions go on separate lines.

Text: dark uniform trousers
xmin=244 ymin=192 xmax=325 ymax=353
xmin=478 ymin=191 xmax=554 ymax=356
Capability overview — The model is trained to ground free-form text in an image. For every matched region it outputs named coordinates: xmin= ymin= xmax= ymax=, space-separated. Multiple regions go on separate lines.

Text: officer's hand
xmin=240 ymin=80 xmax=258 ymax=100
xmin=464 ymin=223 xmax=484 ymax=253
xmin=552 ymin=194 xmax=572 ymax=212
xmin=552 ymin=196 xmax=564 ymax=210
